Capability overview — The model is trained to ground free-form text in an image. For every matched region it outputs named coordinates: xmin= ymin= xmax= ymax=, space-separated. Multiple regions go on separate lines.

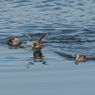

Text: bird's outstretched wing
xmin=24 ymin=34 xmax=38 ymax=43
xmin=39 ymin=33 xmax=49 ymax=43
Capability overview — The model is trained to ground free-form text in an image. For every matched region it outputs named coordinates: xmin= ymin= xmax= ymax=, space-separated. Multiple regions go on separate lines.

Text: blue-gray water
xmin=0 ymin=0 xmax=95 ymax=95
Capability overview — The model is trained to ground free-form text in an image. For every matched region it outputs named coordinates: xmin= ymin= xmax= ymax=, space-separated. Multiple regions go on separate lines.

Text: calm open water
xmin=0 ymin=0 xmax=95 ymax=95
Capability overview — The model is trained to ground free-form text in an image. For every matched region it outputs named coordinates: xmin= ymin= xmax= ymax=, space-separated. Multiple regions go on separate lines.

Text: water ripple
xmin=0 ymin=0 xmax=95 ymax=62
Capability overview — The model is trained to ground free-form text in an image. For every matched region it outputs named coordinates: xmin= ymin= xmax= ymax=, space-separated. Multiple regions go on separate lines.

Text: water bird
xmin=8 ymin=37 xmax=20 ymax=45
xmin=74 ymin=54 xmax=86 ymax=62
xmin=24 ymin=33 xmax=49 ymax=49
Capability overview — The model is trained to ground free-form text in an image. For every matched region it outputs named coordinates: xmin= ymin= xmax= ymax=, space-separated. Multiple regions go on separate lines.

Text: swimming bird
xmin=24 ymin=33 xmax=49 ymax=49
xmin=8 ymin=37 xmax=20 ymax=45
xmin=74 ymin=54 xmax=86 ymax=62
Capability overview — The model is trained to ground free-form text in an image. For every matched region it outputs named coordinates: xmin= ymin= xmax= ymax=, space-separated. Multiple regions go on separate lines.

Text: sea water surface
xmin=0 ymin=0 xmax=95 ymax=95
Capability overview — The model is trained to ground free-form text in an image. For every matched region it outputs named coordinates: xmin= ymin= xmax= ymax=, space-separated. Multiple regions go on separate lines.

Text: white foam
xmin=20 ymin=40 xmax=35 ymax=50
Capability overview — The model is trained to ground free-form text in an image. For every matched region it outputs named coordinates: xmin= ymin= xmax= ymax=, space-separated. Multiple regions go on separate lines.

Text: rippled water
xmin=0 ymin=0 xmax=95 ymax=95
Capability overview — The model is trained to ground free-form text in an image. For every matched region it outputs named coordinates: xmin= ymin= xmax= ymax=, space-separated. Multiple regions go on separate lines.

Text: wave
xmin=1 ymin=29 xmax=95 ymax=62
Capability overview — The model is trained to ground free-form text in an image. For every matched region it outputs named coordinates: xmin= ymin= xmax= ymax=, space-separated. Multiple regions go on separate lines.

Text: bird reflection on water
xmin=26 ymin=49 xmax=47 ymax=68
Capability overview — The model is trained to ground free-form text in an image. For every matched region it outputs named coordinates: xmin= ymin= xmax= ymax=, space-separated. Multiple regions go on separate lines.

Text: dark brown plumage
xmin=8 ymin=37 xmax=20 ymax=45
